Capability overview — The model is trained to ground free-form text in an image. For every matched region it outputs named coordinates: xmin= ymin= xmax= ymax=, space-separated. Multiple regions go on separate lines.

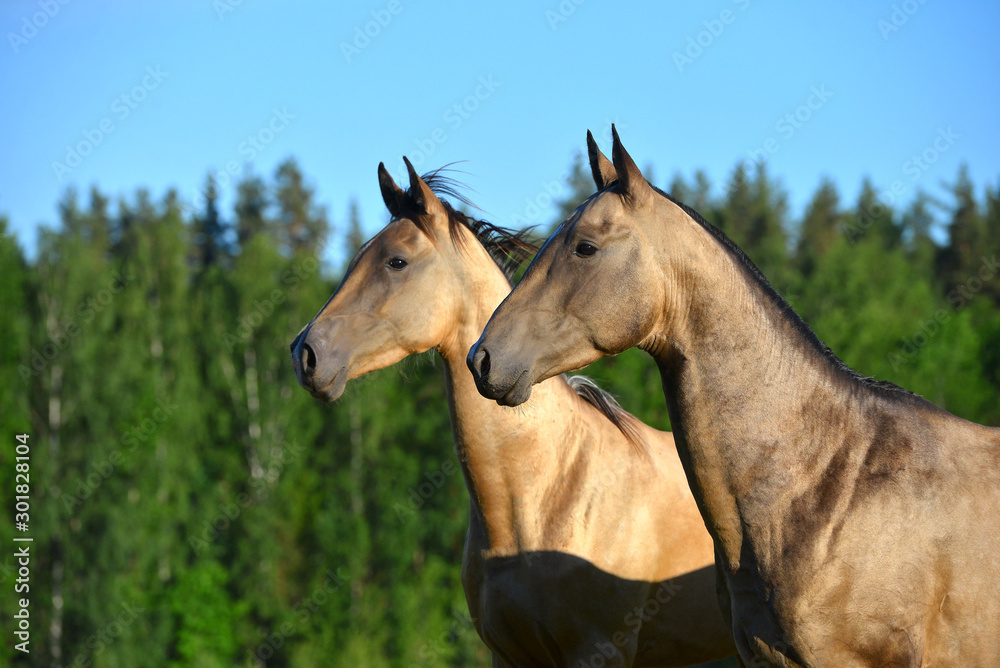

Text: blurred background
xmin=1 ymin=1 xmax=998 ymax=666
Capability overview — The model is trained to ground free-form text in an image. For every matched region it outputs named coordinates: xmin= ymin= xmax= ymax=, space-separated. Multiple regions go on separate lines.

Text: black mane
xmin=650 ymin=185 xmax=915 ymax=397
xmin=567 ymin=375 xmax=648 ymax=456
xmin=406 ymin=167 xmax=538 ymax=283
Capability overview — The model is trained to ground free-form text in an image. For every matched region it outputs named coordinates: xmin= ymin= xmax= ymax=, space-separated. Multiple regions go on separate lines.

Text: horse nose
xmin=299 ymin=340 xmax=317 ymax=378
xmin=467 ymin=344 xmax=491 ymax=383
xmin=291 ymin=331 xmax=318 ymax=385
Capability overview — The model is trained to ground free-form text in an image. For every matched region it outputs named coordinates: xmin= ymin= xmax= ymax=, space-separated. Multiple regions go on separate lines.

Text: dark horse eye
xmin=387 ymin=257 xmax=408 ymax=270
xmin=575 ymin=242 xmax=598 ymax=257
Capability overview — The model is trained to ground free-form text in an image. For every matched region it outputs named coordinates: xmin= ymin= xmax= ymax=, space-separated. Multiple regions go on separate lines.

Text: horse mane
xmin=566 ymin=375 xmax=648 ymax=457
xmin=650 ymin=184 xmax=917 ymax=398
xmin=404 ymin=166 xmax=538 ymax=284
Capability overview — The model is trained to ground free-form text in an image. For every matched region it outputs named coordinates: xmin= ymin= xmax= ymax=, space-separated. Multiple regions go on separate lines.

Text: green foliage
xmin=168 ymin=558 xmax=247 ymax=667
xmin=0 ymin=156 xmax=995 ymax=667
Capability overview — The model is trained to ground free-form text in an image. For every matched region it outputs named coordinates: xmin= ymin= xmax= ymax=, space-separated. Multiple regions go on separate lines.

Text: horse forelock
xmin=397 ymin=166 xmax=539 ymax=283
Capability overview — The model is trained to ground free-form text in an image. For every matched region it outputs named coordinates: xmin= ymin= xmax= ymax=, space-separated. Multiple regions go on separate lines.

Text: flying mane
xmin=405 ymin=166 xmax=537 ymax=284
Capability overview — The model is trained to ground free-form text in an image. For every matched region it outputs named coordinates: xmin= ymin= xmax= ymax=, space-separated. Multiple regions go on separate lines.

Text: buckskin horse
xmin=468 ymin=128 xmax=1000 ymax=666
xmin=289 ymin=159 xmax=735 ymax=666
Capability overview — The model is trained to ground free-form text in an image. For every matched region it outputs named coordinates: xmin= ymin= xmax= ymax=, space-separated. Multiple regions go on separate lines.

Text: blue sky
xmin=2 ymin=0 xmax=998 ymax=265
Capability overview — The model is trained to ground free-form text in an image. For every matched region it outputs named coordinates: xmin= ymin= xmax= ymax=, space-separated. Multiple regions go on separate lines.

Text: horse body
xmin=290 ymin=159 xmax=734 ymax=666
xmin=660 ymin=314 xmax=1000 ymax=666
xmin=468 ymin=128 xmax=1000 ymax=665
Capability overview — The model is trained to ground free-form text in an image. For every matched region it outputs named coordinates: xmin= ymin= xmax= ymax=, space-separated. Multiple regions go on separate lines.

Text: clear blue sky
xmin=2 ymin=0 xmax=998 ymax=264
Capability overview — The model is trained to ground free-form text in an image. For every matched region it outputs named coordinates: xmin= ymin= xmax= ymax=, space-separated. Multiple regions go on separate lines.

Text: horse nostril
xmin=301 ymin=342 xmax=317 ymax=375
xmin=473 ymin=347 xmax=490 ymax=380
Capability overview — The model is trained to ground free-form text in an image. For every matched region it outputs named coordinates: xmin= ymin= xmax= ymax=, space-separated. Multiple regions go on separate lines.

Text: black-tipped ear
xmin=403 ymin=156 xmax=446 ymax=219
xmin=378 ymin=162 xmax=405 ymax=218
xmin=587 ymin=130 xmax=617 ymax=190
xmin=611 ymin=125 xmax=652 ymax=207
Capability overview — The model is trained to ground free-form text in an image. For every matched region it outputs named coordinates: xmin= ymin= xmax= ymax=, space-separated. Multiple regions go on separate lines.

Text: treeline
xmin=0 ymin=155 xmax=997 ymax=666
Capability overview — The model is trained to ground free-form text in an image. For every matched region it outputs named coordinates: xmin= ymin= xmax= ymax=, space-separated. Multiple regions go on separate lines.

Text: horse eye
xmin=575 ymin=242 xmax=598 ymax=258
xmin=387 ymin=257 xmax=408 ymax=270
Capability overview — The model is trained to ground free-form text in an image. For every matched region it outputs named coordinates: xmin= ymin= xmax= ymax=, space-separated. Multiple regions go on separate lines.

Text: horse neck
xmin=643 ymin=215 xmax=863 ymax=563
xmin=436 ymin=254 xmax=597 ymax=553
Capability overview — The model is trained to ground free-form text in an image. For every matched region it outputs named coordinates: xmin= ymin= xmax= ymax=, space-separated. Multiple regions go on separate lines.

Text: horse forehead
xmin=567 ymin=195 xmax=631 ymax=236
xmin=383 ymin=218 xmax=427 ymax=245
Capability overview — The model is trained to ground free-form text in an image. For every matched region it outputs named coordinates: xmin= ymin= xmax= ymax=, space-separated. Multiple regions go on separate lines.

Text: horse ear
xmin=611 ymin=125 xmax=652 ymax=207
xmin=378 ymin=162 xmax=405 ymax=218
xmin=587 ymin=130 xmax=617 ymax=190
xmin=403 ymin=156 xmax=446 ymax=220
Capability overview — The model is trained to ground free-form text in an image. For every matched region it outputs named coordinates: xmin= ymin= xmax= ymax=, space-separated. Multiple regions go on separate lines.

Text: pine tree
xmin=899 ymin=191 xmax=937 ymax=281
xmin=979 ymin=177 xmax=1000 ymax=306
xmin=936 ymin=164 xmax=986 ymax=295
xmin=235 ymin=174 xmax=269 ymax=249
xmin=274 ymin=159 xmax=330 ymax=257
xmin=796 ymin=178 xmax=841 ymax=277
xmin=718 ymin=162 xmax=790 ymax=287
xmin=192 ymin=174 xmax=231 ymax=269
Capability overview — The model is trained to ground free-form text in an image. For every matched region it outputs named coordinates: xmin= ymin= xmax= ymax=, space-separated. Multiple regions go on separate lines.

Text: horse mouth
xmin=309 ymin=366 xmax=348 ymax=402
xmin=496 ymin=370 xmax=532 ymax=407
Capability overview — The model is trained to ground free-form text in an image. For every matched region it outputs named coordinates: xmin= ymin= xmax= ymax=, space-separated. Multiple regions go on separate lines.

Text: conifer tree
xmin=796 ymin=178 xmax=841 ymax=277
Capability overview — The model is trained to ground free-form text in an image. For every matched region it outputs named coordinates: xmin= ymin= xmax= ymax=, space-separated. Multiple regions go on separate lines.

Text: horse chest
xmin=471 ymin=555 xmax=645 ymax=666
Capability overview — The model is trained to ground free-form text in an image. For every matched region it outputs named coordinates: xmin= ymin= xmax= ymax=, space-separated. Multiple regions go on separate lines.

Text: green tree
xmin=796 ymin=178 xmax=841 ymax=277
xmin=235 ymin=174 xmax=269 ymax=250
xmin=192 ymin=175 xmax=231 ymax=269
xmin=936 ymin=164 xmax=986 ymax=293
xmin=274 ymin=159 xmax=330 ymax=257
xmin=717 ymin=162 xmax=790 ymax=289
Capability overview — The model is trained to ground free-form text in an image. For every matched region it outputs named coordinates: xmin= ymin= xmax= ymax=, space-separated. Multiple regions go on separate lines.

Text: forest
xmin=1 ymin=153 xmax=998 ymax=667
